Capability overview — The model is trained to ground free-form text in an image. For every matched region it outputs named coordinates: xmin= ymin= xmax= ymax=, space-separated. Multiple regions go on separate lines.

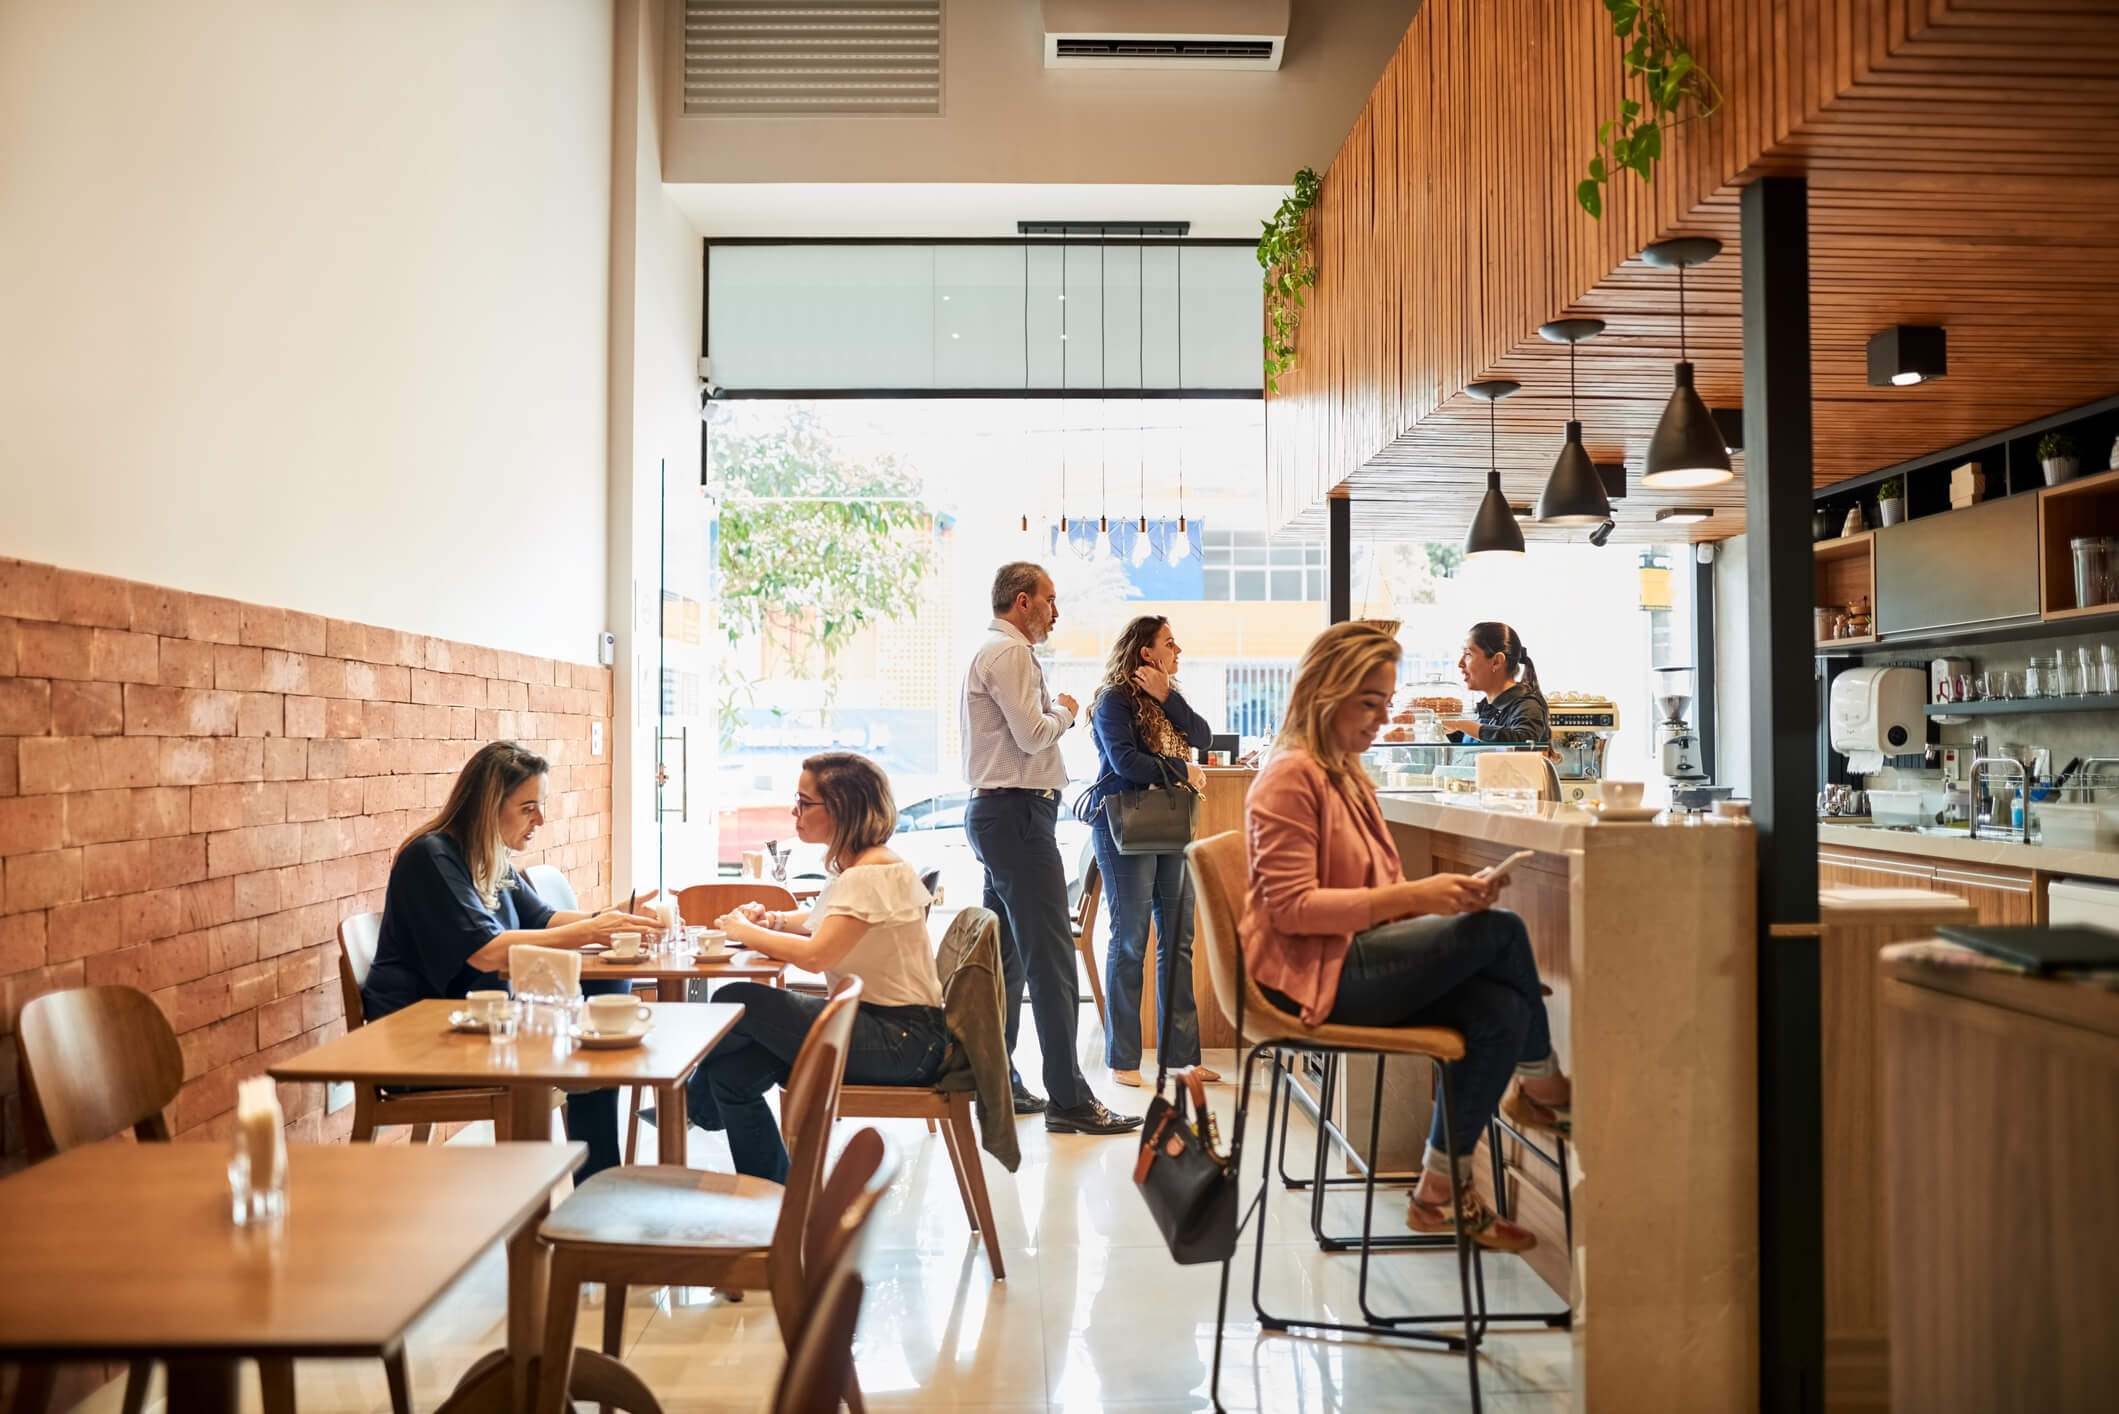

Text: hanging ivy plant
xmin=1577 ymin=0 xmax=1721 ymax=220
xmin=1258 ymin=166 xmax=1321 ymax=394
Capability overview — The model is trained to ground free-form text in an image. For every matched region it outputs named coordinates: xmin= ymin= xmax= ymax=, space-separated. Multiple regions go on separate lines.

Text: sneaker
xmin=1111 ymin=1069 xmax=1142 ymax=1088
xmin=1405 ymin=1186 xmax=1537 ymax=1253
xmin=1010 ymin=1079 xmax=1048 ymax=1115
xmin=1044 ymin=1099 xmax=1143 ymax=1135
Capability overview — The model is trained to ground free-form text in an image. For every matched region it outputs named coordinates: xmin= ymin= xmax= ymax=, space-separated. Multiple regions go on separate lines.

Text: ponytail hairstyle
xmin=396 ymin=740 xmax=548 ymax=909
xmin=1467 ymin=621 xmax=1544 ymax=700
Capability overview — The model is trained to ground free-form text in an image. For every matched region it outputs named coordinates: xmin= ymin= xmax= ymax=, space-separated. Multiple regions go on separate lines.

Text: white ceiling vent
xmin=1041 ymin=0 xmax=1288 ymax=71
xmin=684 ymin=1 xmax=943 ymax=115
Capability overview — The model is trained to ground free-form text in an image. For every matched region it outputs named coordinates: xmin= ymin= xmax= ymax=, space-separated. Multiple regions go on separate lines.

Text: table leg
xmin=162 ymin=1360 xmax=239 ymax=1414
xmin=655 ymin=1081 xmax=688 ymax=1165
xmin=506 ymin=1186 xmax=554 ymax=1411
xmin=505 ymin=1083 xmax=549 ymax=1148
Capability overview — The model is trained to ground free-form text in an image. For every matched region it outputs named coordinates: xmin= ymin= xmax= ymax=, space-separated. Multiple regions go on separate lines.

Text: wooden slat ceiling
xmin=1270 ymin=0 xmax=2119 ymax=546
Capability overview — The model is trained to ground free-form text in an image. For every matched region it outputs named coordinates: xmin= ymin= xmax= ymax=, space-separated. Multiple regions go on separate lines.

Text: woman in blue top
xmin=1081 ymin=615 xmax=1217 ymax=1087
xmin=363 ymin=740 xmax=661 ymax=1178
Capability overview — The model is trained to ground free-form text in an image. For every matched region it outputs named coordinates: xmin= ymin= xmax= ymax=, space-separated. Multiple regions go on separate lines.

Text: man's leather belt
xmin=973 ymin=787 xmax=1060 ymax=800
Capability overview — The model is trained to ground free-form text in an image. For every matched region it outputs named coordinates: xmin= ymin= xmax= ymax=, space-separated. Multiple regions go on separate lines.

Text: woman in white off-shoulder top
xmin=682 ymin=752 xmax=947 ymax=1180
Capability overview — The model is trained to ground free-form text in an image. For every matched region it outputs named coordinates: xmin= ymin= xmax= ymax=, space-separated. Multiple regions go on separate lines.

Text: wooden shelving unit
xmin=2039 ymin=466 xmax=2119 ymax=622
xmin=1815 ymin=532 xmax=1878 ymax=649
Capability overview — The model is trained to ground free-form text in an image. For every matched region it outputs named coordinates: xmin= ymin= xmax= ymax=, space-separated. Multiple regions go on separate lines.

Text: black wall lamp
xmin=1534 ymin=318 xmax=1613 ymax=524
xmin=1867 ymin=325 xmax=1947 ymax=386
xmin=1641 ymin=236 xmax=1733 ymax=489
xmin=1463 ymin=380 xmax=1525 ymax=559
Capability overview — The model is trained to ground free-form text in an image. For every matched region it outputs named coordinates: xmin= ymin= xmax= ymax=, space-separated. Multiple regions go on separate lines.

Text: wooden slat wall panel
xmin=1271 ymin=0 xmax=2119 ymax=545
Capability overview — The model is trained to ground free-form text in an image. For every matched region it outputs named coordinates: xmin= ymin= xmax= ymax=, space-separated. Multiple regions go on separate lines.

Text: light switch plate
xmin=592 ymin=722 xmax=604 ymax=755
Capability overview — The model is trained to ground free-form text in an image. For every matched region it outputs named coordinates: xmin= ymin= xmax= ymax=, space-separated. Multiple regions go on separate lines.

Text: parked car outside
xmin=890 ymin=785 xmax=1095 ymax=911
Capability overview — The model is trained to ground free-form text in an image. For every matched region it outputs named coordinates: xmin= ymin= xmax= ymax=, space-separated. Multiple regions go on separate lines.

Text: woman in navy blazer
xmin=1081 ymin=615 xmax=1217 ymax=1086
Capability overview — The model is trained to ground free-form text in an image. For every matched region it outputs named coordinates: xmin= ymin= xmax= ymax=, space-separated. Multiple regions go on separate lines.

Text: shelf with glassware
xmin=2038 ymin=466 xmax=2119 ymax=622
xmin=1814 ymin=531 xmax=1878 ymax=650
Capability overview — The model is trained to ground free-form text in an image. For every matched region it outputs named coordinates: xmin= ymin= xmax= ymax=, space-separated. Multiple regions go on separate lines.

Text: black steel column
xmin=1742 ymin=175 xmax=1825 ymax=1414
xmin=1328 ymin=495 xmax=1352 ymax=623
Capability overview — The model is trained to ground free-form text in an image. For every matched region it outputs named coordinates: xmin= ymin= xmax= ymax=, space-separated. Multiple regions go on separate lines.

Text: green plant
xmin=1258 ymin=167 xmax=1321 ymax=393
xmin=2038 ymin=431 xmax=2076 ymax=462
xmin=1878 ymin=477 xmax=1903 ymax=501
xmin=1577 ymin=1 xmax=1723 ymax=220
xmin=711 ymin=411 xmax=936 ymax=749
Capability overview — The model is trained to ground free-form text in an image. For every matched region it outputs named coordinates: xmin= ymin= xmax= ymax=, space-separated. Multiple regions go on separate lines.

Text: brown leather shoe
xmin=1112 ymin=1069 xmax=1142 ymax=1088
xmin=1500 ymin=1078 xmax=1572 ymax=1140
xmin=1406 ymin=1186 xmax=1537 ymax=1253
xmin=1187 ymin=1065 xmax=1222 ymax=1083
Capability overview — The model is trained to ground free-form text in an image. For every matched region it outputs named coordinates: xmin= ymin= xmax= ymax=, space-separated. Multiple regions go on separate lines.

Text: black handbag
xmin=1132 ymin=891 xmax=1244 ymax=1265
xmin=1101 ymin=755 xmax=1199 ymax=856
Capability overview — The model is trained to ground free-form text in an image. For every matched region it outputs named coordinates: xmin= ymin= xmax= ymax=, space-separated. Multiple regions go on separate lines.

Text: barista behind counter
xmin=1442 ymin=622 xmax=1551 ymax=744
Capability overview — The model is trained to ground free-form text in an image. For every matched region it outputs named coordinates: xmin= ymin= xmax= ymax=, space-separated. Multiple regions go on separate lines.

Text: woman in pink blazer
xmin=1241 ymin=620 xmax=1572 ymax=1252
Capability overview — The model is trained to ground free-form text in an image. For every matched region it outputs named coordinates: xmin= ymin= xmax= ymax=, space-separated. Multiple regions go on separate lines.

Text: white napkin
xmin=509 ymin=943 xmax=581 ymax=1000
xmin=1846 ymin=751 xmax=1885 ymax=776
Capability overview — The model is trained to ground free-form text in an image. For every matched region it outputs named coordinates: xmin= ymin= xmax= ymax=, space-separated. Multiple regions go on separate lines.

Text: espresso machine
xmin=1548 ymin=694 xmax=1621 ymax=805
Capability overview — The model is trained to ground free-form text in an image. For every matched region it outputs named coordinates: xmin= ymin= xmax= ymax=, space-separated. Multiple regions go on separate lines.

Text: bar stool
xmin=1186 ymin=832 xmax=1491 ymax=1412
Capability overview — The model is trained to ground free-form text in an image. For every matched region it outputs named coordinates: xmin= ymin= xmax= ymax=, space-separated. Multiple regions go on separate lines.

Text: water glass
xmin=485 ymin=997 xmax=519 ymax=1046
xmin=227 ymin=1121 xmax=288 ymax=1227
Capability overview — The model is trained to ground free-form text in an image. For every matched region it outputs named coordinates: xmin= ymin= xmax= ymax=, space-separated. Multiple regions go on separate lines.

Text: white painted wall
xmin=1714 ymin=534 xmax=1753 ymax=797
xmin=0 ymin=0 xmax=614 ymax=663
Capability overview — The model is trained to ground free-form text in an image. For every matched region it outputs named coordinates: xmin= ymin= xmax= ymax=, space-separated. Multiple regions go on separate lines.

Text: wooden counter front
xmin=1378 ymin=794 xmax=1759 ymax=1414
xmin=1137 ymin=767 xmax=1253 ymax=1053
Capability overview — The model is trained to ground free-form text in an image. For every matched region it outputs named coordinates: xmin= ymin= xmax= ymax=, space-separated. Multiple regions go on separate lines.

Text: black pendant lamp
xmin=1535 ymin=318 xmax=1612 ymax=524
xmin=1641 ymin=237 xmax=1733 ymax=489
xmin=1463 ymin=380 xmax=1525 ymax=558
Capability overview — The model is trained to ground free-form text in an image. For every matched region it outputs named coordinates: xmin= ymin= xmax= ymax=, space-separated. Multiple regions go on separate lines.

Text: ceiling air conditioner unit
xmin=1042 ymin=0 xmax=1289 ymax=71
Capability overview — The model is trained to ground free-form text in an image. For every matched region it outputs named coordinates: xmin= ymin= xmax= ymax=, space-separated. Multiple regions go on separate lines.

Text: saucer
xmin=1583 ymin=803 xmax=1661 ymax=822
xmin=447 ymin=1010 xmax=495 ymax=1034
xmin=577 ymin=1021 xmax=654 ymax=1049
xmin=600 ymin=952 xmax=646 ymax=965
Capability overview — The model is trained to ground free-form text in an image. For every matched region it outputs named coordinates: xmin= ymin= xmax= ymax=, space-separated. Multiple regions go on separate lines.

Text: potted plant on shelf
xmin=1877 ymin=477 xmax=1905 ymax=527
xmin=2039 ymin=431 xmax=2079 ymax=486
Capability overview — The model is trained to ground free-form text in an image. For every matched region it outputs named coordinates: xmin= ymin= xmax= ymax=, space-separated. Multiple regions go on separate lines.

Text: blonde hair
xmin=1273 ymin=621 xmax=1403 ymax=797
xmin=395 ymin=740 xmax=547 ymax=909
xmin=803 ymin=752 xmax=898 ymax=872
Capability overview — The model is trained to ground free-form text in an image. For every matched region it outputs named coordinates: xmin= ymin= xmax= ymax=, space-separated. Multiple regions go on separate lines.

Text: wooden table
xmin=0 ymin=1142 xmax=581 ymax=1414
xmin=568 ymin=947 xmax=787 ymax=987
xmin=268 ymin=1000 xmax=744 ymax=1167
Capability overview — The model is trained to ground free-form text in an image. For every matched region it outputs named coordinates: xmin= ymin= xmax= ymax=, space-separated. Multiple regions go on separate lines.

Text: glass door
xmin=656 ymin=456 xmax=718 ymax=891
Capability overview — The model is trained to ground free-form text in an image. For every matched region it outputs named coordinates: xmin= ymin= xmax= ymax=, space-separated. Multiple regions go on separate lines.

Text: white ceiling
xmin=666 ymin=182 xmax=1286 ymax=239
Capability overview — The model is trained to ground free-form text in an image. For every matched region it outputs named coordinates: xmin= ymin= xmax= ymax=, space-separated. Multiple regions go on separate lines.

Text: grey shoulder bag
xmin=1103 ymin=754 xmax=1199 ymax=856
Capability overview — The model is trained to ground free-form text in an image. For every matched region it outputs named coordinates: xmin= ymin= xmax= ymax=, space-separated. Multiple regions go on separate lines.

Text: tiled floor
xmin=90 ymin=1022 xmax=1574 ymax=1413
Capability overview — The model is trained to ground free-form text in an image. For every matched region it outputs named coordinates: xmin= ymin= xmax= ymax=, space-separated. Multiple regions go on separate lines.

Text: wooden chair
xmin=11 ymin=987 xmax=396 ymax=1414
xmin=336 ymin=914 xmax=529 ymax=1143
xmin=1186 ymin=831 xmax=1490 ymax=1413
xmin=1071 ymin=859 xmax=1108 ymax=1021
xmin=533 ymin=978 xmax=866 ymax=1414
xmin=834 ymin=908 xmax=1007 ymax=1278
xmin=676 ymin=881 xmax=798 ymax=927
xmin=772 ymin=1265 xmax=865 ymax=1414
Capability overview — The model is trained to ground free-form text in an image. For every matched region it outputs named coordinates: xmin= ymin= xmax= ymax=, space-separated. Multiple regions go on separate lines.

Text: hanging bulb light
xmin=1161 ymin=244 xmax=1193 ymax=567
xmin=1641 ymin=237 xmax=1733 ymax=489
xmin=1534 ymin=319 xmax=1613 ymax=524
xmin=1463 ymin=381 xmax=1525 ymax=559
xmin=1132 ymin=514 xmax=1154 ymax=566
xmin=1168 ymin=513 xmax=1191 ymax=562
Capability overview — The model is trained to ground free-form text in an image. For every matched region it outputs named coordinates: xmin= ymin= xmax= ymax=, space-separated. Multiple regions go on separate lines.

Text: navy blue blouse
xmin=1082 ymin=686 xmax=1215 ymax=820
xmin=360 ymin=832 xmax=553 ymax=1021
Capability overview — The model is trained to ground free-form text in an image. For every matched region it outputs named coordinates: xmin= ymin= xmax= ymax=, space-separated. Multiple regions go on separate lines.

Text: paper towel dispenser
xmin=1830 ymin=666 xmax=1926 ymax=756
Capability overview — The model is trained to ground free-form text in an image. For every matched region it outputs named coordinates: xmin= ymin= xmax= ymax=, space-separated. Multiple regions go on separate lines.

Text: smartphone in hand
xmin=1474 ymin=850 xmax=1535 ymax=884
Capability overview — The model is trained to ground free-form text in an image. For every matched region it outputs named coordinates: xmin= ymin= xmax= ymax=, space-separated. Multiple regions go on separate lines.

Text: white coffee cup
xmin=697 ymin=928 xmax=729 ymax=957
xmin=466 ymin=988 xmax=509 ymax=1020
xmin=1597 ymin=780 xmax=1646 ymax=810
xmin=584 ymin=995 xmax=651 ymax=1036
xmin=609 ymin=931 xmax=642 ymax=959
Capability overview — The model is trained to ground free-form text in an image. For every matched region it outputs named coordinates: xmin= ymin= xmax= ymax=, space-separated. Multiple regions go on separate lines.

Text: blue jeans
xmin=965 ymin=790 xmax=1091 ymax=1109
xmin=685 ymin=982 xmax=949 ymax=1181
xmin=1089 ymin=818 xmax=1200 ymax=1070
xmin=1266 ymin=910 xmax=1553 ymax=1163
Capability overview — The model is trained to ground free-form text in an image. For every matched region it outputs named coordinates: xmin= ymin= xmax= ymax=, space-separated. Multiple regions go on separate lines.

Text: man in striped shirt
xmin=961 ymin=562 xmax=1140 ymax=1135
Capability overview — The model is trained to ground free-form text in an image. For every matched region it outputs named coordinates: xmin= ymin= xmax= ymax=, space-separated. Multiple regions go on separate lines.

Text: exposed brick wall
xmin=0 ymin=557 xmax=613 ymax=1168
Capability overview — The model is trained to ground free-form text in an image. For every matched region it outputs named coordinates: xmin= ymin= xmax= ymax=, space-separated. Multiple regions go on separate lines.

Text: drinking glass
xmin=227 ymin=1119 xmax=288 ymax=1227
xmin=485 ymin=997 xmax=518 ymax=1046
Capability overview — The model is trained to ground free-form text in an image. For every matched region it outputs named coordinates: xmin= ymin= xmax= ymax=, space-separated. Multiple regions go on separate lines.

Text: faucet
xmin=1969 ymin=753 xmax=2026 ymax=842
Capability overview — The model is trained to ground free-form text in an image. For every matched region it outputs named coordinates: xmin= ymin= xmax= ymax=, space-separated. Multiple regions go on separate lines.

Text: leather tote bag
xmin=1132 ymin=914 xmax=1241 ymax=1265
xmin=1102 ymin=756 xmax=1199 ymax=856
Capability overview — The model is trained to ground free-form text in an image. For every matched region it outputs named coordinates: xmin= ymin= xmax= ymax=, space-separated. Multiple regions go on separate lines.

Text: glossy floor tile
xmin=85 ymin=1017 xmax=1573 ymax=1413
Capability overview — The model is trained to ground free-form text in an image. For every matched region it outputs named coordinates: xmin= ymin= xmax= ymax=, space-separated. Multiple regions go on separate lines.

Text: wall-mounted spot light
xmin=1867 ymin=325 xmax=1946 ymax=387
xmin=1655 ymin=507 xmax=1716 ymax=524
xmin=1588 ymin=520 xmax=1617 ymax=548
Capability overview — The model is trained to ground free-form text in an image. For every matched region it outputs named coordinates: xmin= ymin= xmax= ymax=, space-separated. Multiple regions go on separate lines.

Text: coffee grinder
xmin=1654 ymin=666 xmax=1709 ymax=787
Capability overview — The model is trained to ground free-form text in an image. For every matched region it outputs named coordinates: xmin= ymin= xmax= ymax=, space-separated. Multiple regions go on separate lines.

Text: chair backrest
xmin=772 ymin=1265 xmax=864 ymax=1414
xmin=1185 ymin=831 xmax=1247 ymax=1033
xmin=917 ymin=867 xmax=942 ymax=918
xmin=764 ymin=975 xmax=864 ymax=1280
xmin=1071 ymin=857 xmax=1102 ymax=935
xmin=522 ymin=863 xmax=578 ymax=912
xmin=337 ymin=912 xmax=383 ymax=1029
xmin=770 ymin=1125 xmax=898 ymax=1349
xmin=17 ymin=986 xmax=184 ymax=1156
xmin=678 ymin=881 xmax=798 ymax=925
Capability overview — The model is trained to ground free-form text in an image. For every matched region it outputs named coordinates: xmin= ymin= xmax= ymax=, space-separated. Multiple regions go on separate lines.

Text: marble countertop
xmin=1376 ymin=789 xmax=1750 ymax=852
xmin=1818 ymin=822 xmax=2119 ymax=880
